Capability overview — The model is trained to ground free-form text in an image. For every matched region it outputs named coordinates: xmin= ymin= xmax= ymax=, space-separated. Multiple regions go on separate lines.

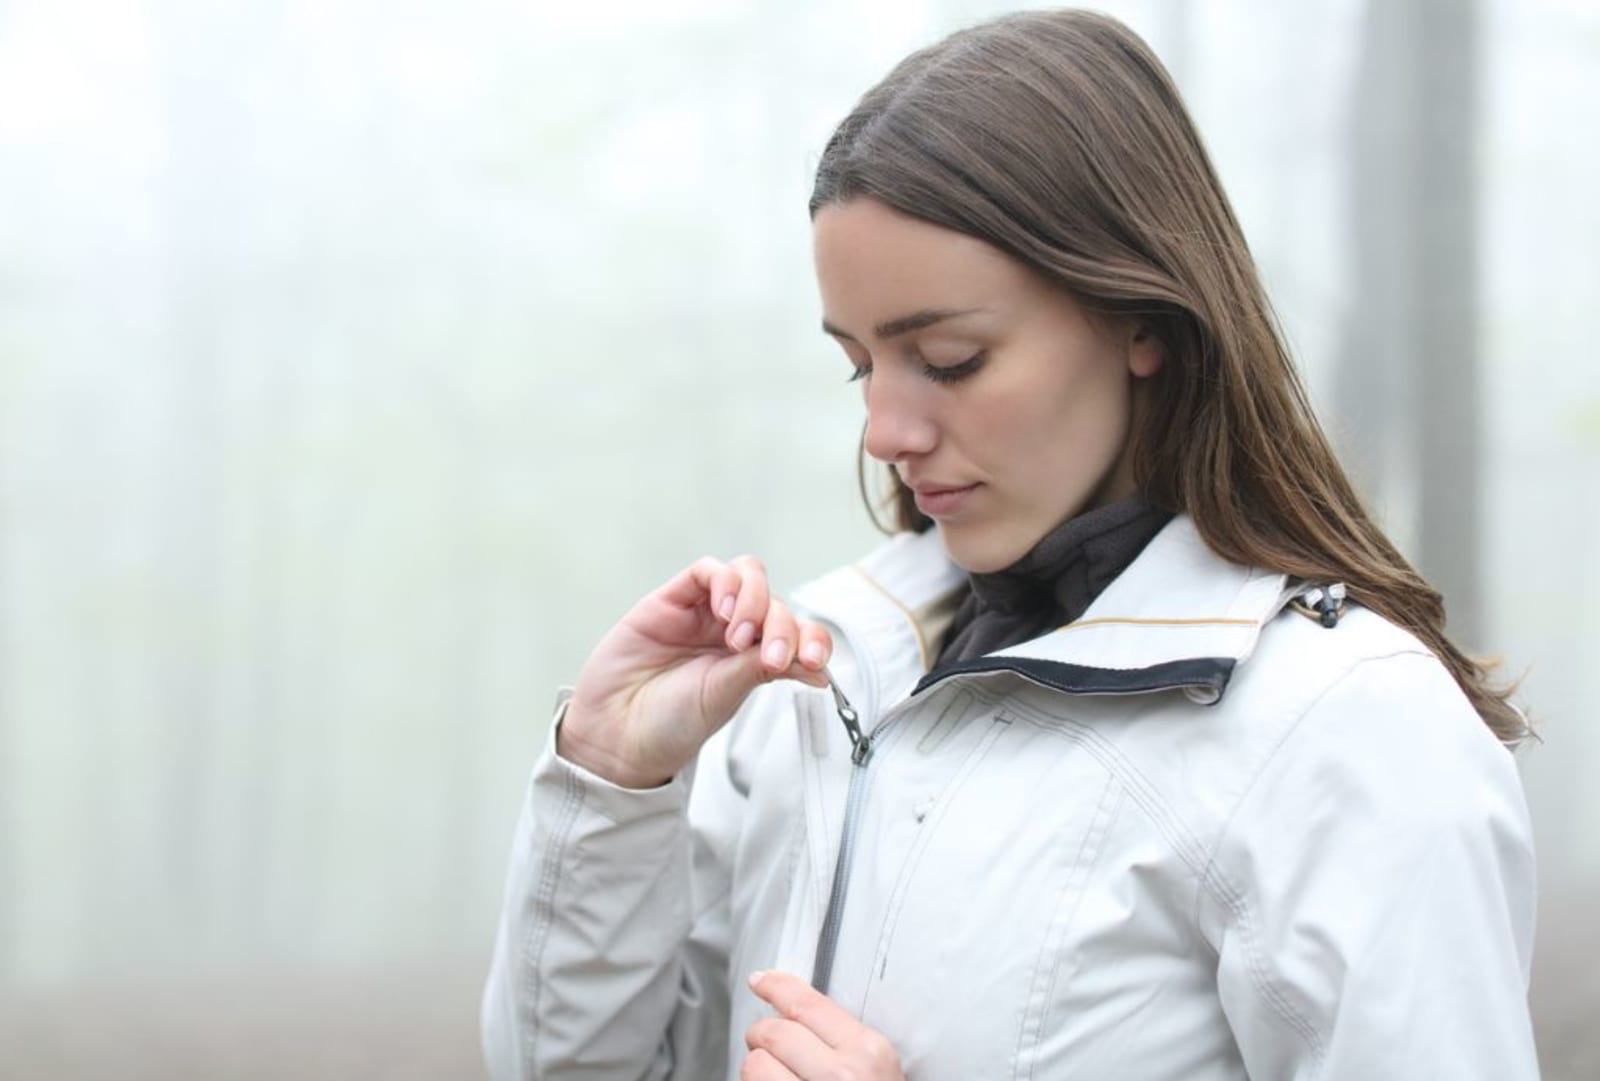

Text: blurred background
xmin=0 ymin=0 xmax=1595 ymax=1077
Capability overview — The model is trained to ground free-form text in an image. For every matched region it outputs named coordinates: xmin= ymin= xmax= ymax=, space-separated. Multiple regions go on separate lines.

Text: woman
xmin=483 ymin=10 xmax=1538 ymax=1080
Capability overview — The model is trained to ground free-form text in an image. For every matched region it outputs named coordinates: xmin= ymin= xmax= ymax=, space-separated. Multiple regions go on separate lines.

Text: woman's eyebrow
xmin=821 ymin=307 xmax=985 ymax=342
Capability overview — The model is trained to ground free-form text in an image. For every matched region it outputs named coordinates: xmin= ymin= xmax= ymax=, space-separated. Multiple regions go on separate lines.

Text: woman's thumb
xmin=700 ymin=647 xmax=771 ymax=721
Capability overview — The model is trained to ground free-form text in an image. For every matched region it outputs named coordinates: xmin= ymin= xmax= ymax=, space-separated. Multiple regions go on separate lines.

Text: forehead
xmin=812 ymin=198 xmax=1039 ymax=329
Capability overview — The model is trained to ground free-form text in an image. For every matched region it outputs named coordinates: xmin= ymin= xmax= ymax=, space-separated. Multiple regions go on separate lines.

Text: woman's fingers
xmin=758 ymin=598 xmax=800 ymax=673
xmin=771 ymin=620 xmax=832 ymax=689
xmin=796 ymin=620 xmax=832 ymax=672
xmin=743 ymin=1017 xmax=832 ymax=1079
xmin=708 ymin=560 xmax=743 ymax=624
xmin=738 ymin=1048 xmax=800 ymax=1081
xmin=748 ymin=970 xmax=862 ymax=1048
xmin=745 ymin=971 xmax=906 ymax=1080
xmin=664 ymin=557 xmax=759 ymax=642
xmin=664 ymin=554 xmax=833 ymax=686
xmin=669 ymin=556 xmax=724 ymax=605
xmin=725 ymin=555 xmax=771 ymax=652
xmin=758 ymin=606 xmax=836 ymax=688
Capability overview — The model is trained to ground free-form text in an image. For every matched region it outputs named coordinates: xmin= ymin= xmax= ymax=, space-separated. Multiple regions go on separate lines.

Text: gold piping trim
xmin=849 ymin=565 xmax=933 ymax=670
xmin=842 ymin=575 xmax=1258 ymax=667
xmin=1054 ymin=616 xmax=1259 ymax=633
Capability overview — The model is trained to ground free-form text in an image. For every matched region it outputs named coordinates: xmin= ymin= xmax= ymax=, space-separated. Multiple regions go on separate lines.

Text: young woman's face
xmin=813 ymin=197 xmax=1161 ymax=573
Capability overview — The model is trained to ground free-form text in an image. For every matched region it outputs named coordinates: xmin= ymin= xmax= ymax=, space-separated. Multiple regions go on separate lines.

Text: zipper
xmin=811 ymin=670 xmax=915 ymax=993
xmin=807 ymin=612 xmax=886 ymax=993
xmin=810 ymin=725 xmax=870 ymax=992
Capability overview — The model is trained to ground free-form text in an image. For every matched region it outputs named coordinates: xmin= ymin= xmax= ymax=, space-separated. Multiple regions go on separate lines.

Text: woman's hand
xmin=559 ymin=555 xmax=834 ymax=788
xmin=742 ymin=970 xmax=906 ymax=1080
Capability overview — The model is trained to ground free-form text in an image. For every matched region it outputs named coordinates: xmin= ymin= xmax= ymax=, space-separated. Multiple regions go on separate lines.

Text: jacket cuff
xmin=537 ymin=688 xmax=697 ymax=827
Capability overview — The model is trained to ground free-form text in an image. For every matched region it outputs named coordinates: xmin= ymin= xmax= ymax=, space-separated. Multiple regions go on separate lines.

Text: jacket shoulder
xmin=1213 ymin=602 xmax=1523 ymax=856
xmin=1253 ymin=600 xmax=1506 ymax=748
xmin=1199 ymin=621 xmax=1537 ymax=1078
xmin=1129 ymin=600 xmax=1517 ymax=874
xmin=1237 ymin=599 xmax=1446 ymax=717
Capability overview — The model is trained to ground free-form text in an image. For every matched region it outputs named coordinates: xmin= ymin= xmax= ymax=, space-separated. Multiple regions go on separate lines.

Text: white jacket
xmin=482 ymin=516 xmax=1538 ymax=1080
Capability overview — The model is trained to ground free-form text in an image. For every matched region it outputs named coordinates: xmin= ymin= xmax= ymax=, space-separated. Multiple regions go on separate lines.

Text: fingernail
xmin=718 ymin=595 xmax=734 ymax=620
xmin=762 ymin=639 xmax=788 ymax=669
xmin=731 ymin=622 xmax=756 ymax=650
xmin=801 ymin=641 xmax=824 ymax=666
xmin=747 ymin=970 xmax=767 ymax=990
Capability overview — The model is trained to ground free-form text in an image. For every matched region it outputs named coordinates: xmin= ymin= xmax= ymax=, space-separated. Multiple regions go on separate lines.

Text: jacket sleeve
xmin=480 ymin=687 xmax=764 ymax=1081
xmin=1201 ymin=650 xmax=1539 ymax=1079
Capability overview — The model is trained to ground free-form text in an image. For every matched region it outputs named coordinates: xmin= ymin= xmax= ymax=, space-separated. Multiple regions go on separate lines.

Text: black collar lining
xmin=913 ymin=655 xmax=1237 ymax=704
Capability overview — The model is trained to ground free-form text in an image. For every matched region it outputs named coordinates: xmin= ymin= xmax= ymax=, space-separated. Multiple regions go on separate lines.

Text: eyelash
xmin=847 ymin=353 xmax=986 ymax=385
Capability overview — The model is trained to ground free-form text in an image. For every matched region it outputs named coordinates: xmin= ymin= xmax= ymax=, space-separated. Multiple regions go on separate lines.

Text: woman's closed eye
xmin=845 ymin=353 xmax=987 ymax=385
xmin=924 ymin=352 xmax=986 ymax=384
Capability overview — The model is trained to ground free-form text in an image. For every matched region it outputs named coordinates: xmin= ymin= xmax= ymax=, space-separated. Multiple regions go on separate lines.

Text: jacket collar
xmin=796 ymin=515 xmax=1291 ymax=707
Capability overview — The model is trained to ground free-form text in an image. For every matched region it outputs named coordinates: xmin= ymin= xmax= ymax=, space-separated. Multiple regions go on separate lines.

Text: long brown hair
xmin=811 ymin=10 xmax=1527 ymax=743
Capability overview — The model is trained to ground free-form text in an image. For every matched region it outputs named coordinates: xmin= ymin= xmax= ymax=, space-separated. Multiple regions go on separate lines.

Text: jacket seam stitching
xmin=1005 ymin=691 xmax=1324 ymax=1057
xmin=521 ymin=765 xmax=587 ymax=1074
xmin=1005 ymin=706 xmax=1215 ymax=872
xmin=860 ymin=710 xmax=1008 ymax=1014
xmin=1014 ymin=777 xmax=1124 ymax=1080
xmin=1193 ymin=646 xmax=1435 ymax=1067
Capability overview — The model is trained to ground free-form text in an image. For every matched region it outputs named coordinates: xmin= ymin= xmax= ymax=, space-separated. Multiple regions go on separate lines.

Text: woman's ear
xmin=1128 ymin=323 xmax=1164 ymax=378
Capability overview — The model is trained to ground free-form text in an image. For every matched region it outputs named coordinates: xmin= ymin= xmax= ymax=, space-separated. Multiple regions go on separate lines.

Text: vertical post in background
xmin=1414 ymin=0 xmax=1483 ymax=650
xmin=150 ymin=0 xmax=250 ymax=958
xmin=1340 ymin=0 xmax=1482 ymax=647
xmin=0 ymin=487 xmax=10 ymax=979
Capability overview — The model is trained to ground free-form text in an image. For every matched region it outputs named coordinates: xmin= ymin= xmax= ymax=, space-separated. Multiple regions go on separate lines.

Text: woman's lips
xmin=913 ymin=483 xmax=981 ymax=517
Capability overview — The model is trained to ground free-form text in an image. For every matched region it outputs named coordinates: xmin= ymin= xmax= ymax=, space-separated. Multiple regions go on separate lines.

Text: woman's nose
xmin=862 ymin=374 xmax=938 ymax=463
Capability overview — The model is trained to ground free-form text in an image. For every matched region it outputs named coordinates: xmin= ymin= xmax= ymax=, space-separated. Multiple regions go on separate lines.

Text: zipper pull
xmin=824 ymin=669 xmax=872 ymax=766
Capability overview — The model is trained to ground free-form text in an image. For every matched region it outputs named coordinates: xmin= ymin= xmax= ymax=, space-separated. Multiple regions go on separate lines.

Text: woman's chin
xmin=934 ymin=520 xmax=1036 ymax=575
